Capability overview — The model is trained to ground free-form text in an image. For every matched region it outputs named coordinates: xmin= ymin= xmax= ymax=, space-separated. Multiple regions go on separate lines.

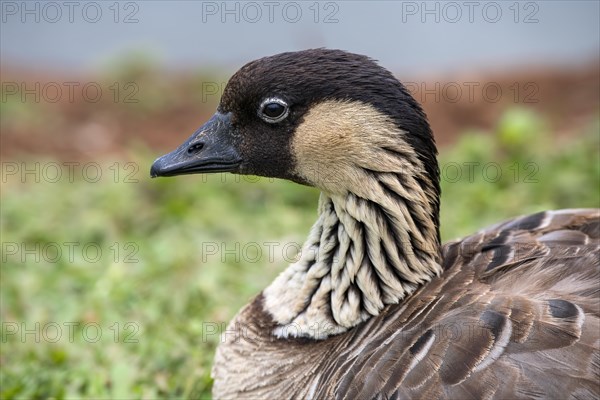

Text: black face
xmin=150 ymin=49 xmax=439 ymax=193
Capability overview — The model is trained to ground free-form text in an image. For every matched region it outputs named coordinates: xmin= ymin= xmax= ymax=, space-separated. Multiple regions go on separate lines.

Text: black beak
xmin=150 ymin=112 xmax=241 ymax=178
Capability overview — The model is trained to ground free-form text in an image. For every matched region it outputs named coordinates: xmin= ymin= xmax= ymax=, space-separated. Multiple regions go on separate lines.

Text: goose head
xmin=151 ymin=49 xmax=438 ymax=202
xmin=151 ymin=49 xmax=442 ymax=337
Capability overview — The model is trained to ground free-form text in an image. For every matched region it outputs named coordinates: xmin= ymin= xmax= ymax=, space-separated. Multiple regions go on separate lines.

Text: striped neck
xmin=263 ymin=179 xmax=441 ymax=339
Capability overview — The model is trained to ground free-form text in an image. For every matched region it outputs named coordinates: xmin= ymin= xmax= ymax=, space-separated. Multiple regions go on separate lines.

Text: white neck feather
xmin=263 ymin=184 xmax=441 ymax=339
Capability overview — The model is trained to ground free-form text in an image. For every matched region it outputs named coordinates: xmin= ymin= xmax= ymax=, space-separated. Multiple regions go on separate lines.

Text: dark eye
xmin=264 ymin=103 xmax=285 ymax=118
xmin=259 ymin=98 xmax=289 ymax=123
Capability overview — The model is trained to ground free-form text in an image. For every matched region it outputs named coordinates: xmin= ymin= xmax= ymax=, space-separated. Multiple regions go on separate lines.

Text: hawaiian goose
xmin=151 ymin=49 xmax=600 ymax=399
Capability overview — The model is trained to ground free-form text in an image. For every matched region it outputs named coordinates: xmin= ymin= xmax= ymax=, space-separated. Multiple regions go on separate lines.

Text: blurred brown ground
xmin=1 ymin=62 xmax=598 ymax=161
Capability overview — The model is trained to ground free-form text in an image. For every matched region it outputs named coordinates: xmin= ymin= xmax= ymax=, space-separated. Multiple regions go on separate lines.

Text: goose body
xmin=213 ymin=208 xmax=600 ymax=399
xmin=151 ymin=49 xmax=600 ymax=399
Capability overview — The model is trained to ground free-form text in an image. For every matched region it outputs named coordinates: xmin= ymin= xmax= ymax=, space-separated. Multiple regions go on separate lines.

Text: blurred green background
xmin=2 ymin=1 xmax=600 ymax=399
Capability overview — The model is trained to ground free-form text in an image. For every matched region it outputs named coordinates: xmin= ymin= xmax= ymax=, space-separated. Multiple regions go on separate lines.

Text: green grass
xmin=1 ymin=109 xmax=599 ymax=399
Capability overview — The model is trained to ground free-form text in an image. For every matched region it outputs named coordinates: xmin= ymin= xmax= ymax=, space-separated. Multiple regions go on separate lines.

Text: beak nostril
xmin=187 ymin=142 xmax=205 ymax=155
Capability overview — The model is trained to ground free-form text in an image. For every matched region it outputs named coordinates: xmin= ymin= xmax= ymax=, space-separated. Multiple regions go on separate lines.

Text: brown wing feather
xmin=324 ymin=209 xmax=600 ymax=399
